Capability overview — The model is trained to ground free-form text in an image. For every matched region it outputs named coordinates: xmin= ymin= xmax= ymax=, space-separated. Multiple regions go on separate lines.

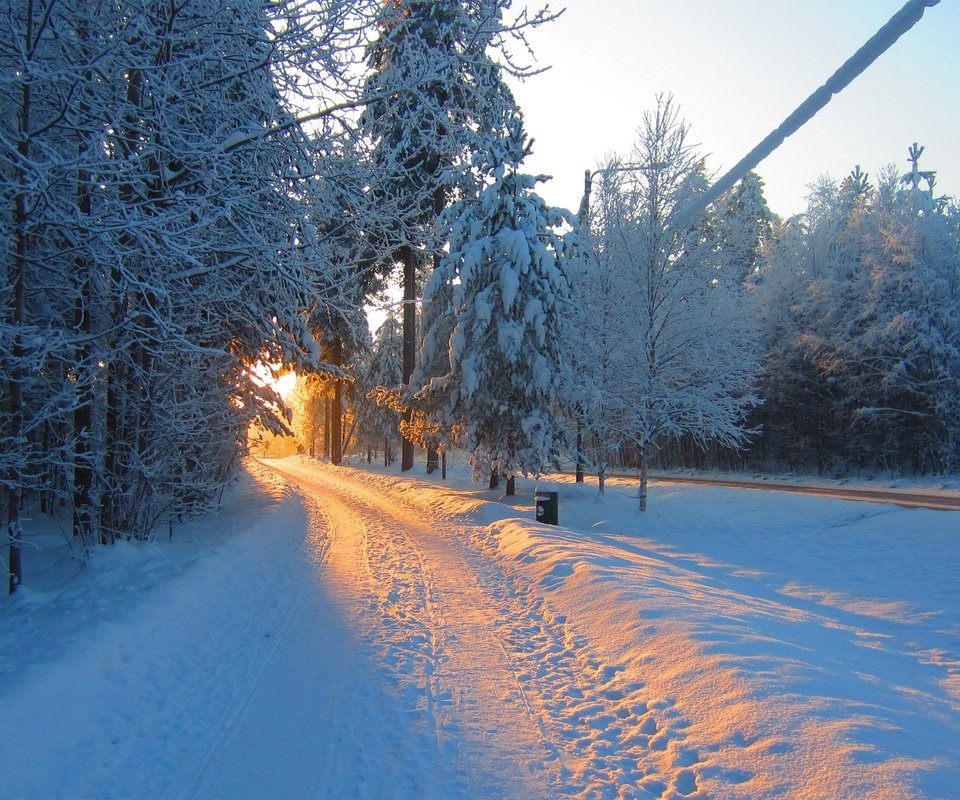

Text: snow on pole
xmin=670 ymin=0 xmax=940 ymax=231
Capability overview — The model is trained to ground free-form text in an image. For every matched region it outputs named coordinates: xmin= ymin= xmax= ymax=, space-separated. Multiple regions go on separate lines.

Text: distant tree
xmin=353 ymin=314 xmax=404 ymax=465
xmin=715 ymin=171 xmax=777 ymax=282
xmin=751 ymin=145 xmax=960 ymax=475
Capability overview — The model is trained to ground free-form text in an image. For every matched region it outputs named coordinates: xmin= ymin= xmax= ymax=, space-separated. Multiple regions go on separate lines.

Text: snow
xmin=1 ymin=456 xmax=958 ymax=799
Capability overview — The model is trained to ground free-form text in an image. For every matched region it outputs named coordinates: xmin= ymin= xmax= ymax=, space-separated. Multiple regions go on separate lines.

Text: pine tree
xmin=353 ymin=314 xmax=404 ymax=465
xmin=358 ymin=0 xmax=554 ymax=472
xmin=416 ymin=119 xmax=574 ymax=491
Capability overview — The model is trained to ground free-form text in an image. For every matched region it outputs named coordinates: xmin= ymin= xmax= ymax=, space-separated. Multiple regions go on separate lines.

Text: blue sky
xmin=508 ymin=0 xmax=959 ymax=218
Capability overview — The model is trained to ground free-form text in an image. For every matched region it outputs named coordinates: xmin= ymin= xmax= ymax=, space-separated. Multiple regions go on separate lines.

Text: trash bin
xmin=535 ymin=490 xmax=558 ymax=525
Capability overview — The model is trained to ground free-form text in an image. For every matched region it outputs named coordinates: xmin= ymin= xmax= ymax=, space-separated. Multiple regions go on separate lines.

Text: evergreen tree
xmin=416 ymin=119 xmax=574 ymax=491
xmin=353 ymin=314 xmax=404 ymax=465
xmin=358 ymin=0 xmax=555 ymax=472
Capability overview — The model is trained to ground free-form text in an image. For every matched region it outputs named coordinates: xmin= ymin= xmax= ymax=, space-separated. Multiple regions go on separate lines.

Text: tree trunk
xmin=426 ymin=444 xmax=439 ymax=474
xmin=342 ymin=416 xmax=357 ymax=462
xmin=323 ymin=395 xmax=330 ymax=458
xmin=331 ymin=341 xmax=343 ymax=466
xmin=638 ymin=442 xmax=649 ymax=512
xmin=489 ymin=468 xmax=499 ymax=490
xmin=7 ymin=223 xmax=25 ymax=592
xmin=401 ymin=245 xmax=416 ymax=471
xmin=72 ymin=180 xmax=93 ymax=541
xmin=441 ymin=451 xmax=447 ymax=480
xmin=331 ymin=378 xmax=342 ymax=465
xmin=8 ymin=62 xmax=31 ymax=592
xmin=575 ymin=420 xmax=584 ymax=483
xmin=505 ymin=475 xmax=516 ymax=496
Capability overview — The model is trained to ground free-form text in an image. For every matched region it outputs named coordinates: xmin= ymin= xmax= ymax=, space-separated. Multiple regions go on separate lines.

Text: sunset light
xmin=5 ymin=1 xmax=958 ymax=798
xmin=253 ymin=362 xmax=297 ymax=400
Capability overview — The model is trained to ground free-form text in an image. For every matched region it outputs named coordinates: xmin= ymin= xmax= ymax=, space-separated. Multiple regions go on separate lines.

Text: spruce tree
xmin=416 ymin=119 xmax=574 ymax=491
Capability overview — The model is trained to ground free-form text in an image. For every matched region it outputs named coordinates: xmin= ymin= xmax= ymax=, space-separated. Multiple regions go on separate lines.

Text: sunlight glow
xmin=273 ymin=371 xmax=297 ymax=399
xmin=253 ymin=362 xmax=297 ymax=400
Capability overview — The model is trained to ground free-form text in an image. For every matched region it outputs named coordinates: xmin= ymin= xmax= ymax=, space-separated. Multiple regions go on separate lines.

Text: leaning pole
xmin=670 ymin=0 xmax=940 ymax=230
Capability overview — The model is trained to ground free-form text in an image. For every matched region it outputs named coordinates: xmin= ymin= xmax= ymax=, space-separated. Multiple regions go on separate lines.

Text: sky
xmin=507 ymin=0 xmax=960 ymax=219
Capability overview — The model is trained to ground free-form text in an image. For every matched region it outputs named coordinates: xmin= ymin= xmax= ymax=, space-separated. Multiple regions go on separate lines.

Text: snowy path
xmin=250 ymin=458 xmax=670 ymax=798
xmin=2 ymin=457 xmax=958 ymax=799
xmin=203 ymin=458 xmax=560 ymax=799
xmin=247 ymin=460 xmax=762 ymax=799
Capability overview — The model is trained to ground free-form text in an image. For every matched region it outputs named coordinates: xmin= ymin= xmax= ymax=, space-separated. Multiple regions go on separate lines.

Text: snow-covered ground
xmin=1 ymin=456 xmax=958 ymax=799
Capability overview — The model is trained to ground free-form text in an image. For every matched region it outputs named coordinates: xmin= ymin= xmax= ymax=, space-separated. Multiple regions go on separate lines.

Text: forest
xmin=3 ymin=0 xmax=959 ymax=591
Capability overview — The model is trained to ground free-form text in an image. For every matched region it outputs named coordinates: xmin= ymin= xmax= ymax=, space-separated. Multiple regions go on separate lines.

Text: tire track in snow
xmin=342 ymin=465 xmax=710 ymax=799
xmin=264 ymin=459 xmax=560 ymax=799
xmin=467 ymin=528 xmax=686 ymax=799
xmin=185 ymin=462 xmax=443 ymax=799
xmin=270 ymin=461 xmax=701 ymax=799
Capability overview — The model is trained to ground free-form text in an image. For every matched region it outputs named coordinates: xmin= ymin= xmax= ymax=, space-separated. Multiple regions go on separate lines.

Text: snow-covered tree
xmin=715 ymin=171 xmax=777 ymax=282
xmin=751 ymin=145 xmax=960 ymax=475
xmin=358 ymin=0 xmax=557 ymax=471
xmin=576 ymin=97 xmax=761 ymax=510
xmin=353 ymin=314 xmax=404 ymax=465
xmin=1 ymin=0 xmax=377 ymax=587
xmin=415 ymin=119 xmax=574 ymax=491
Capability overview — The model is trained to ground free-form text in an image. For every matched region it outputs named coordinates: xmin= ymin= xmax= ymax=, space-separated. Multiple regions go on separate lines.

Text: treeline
xmin=292 ymin=132 xmax=960 ymax=489
xmin=748 ymin=148 xmax=959 ymax=476
xmin=643 ymin=150 xmax=958 ymax=477
xmin=5 ymin=0 xmax=959 ymax=593
xmin=1 ymin=0 xmax=387 ymax=589
xmin=2 ymin=0 xmax=566 ymax=589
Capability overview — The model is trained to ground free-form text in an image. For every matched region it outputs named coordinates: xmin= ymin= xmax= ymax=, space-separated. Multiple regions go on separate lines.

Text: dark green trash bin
xmin=535 ymin=490 xmax=558 ymax=525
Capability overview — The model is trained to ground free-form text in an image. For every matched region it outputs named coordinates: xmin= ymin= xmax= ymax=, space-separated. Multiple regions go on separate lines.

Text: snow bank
xmin=3 ymin=454 xmax=958 ymax=799
xmin=341 ymin=457 xmax=960 ymax=798
xmin=0 ymin=463 xmax=310 ymax=799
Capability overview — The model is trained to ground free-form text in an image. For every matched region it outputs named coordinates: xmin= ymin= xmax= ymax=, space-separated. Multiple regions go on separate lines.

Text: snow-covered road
xmin=198 ymin=458 xmax=560 ymax=799
xmin=242 ymin=458 xmax=666 ymax=799
xmin=2 ymin=456 xmax=958 ymax=799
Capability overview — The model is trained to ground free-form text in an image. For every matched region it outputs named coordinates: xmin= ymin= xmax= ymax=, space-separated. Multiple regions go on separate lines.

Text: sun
xmin=273 ymin=370 xmax=297 ymax=399
xmin=253 ymin=362 xmax=297 ymax=400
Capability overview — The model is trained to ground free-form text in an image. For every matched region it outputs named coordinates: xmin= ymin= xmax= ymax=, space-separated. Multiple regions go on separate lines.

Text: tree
xmin=715 ymin=171 xmax=777 ymax=283
xmin=358 ymin=0 xmax=557 ymax=472
xmin=416 ymin=119 xmax=574 ymax=493
xmin=577 ymin=97 xmax=761 ymax=510
xmin=353 ymin=314 xmax=404 ymax=465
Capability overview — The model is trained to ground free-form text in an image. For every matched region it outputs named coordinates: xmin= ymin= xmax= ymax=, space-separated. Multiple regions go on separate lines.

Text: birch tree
xmin=579 ymin=97 xmax=761 ymax=510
